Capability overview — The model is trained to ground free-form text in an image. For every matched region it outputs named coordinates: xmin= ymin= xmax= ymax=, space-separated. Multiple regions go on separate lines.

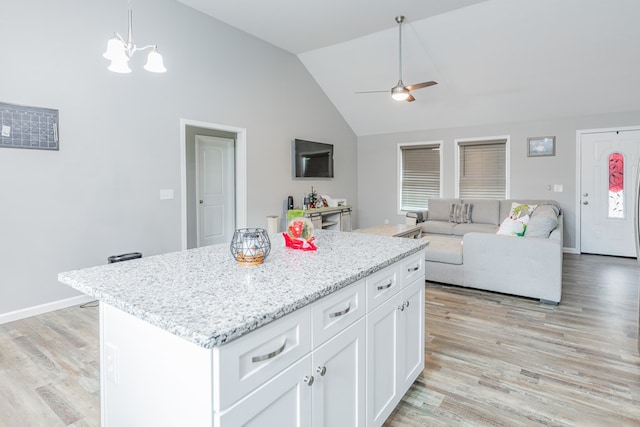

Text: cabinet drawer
xmin=401 ymin=251 xmax=425 ymax=287
xmin=366 ymin=263 xmax=401 ymax=311
xmin=213 ymin=307 xmax=312 ymax=411
xmin=312 ymin=279 xmax=365 ymax=348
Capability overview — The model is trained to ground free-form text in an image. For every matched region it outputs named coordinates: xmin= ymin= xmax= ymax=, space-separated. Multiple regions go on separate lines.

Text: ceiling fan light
xmin=391 ymin=85 xmax=410 ymax=101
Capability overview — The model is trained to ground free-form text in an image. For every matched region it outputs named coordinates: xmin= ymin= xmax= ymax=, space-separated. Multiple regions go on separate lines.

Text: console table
xmin=355 ymin=223 xmax=422 ymax=239
xmin=299 ymin=206 xmax=352 ymax=231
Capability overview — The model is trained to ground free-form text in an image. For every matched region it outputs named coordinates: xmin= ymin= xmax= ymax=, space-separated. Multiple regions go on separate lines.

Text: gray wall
xmin=358 ymin=110 xmax=640 ymax=251
xmin=0 ymin=0 xmax=357 ymax=316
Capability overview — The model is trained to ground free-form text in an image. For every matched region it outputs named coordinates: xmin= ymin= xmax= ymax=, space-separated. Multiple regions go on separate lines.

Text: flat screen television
xmin=293 ymin=139 xmax=334 ymax=179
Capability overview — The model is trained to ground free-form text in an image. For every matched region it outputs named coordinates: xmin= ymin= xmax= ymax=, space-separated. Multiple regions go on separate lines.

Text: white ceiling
xmin=177 ymin=0 xmax=640 ymax=136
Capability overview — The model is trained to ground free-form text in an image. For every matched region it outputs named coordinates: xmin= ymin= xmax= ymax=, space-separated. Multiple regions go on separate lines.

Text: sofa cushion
xmin=525 ymin=205 xmax=559 ymax=238
xmin=421 ymin=220 xmax=456 ymax=235
xmin=428 ymin=199 xmax=460 ymax=221
xmin=423 ymin=235 xmax=463 ymax=265
xmin=452 ymin=223 xmax=499 ymax=236
xmin=463 ymin=199 xmax=500 ymax=225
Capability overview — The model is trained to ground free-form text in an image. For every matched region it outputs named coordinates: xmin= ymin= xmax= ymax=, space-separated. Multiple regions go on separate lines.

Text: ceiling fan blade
xmin=406 ymin=94 xmax=416 ymax=102
xmin=405 ymin=81 xmax=438 ymax=91
xmin=355 ymin=90 xmax=389 ymax=94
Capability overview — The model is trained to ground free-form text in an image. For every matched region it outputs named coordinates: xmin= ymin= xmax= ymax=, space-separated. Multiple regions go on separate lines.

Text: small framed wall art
xmin=527 ymin=136 xmax=555 ymax=157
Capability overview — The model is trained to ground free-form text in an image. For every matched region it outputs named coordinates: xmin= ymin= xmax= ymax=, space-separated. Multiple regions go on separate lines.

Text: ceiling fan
xmin=356 ymin=16 xmax=437 ymax=102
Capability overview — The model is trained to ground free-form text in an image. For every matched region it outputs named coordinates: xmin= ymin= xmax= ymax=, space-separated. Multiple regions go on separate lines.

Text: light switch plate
xmin=553 ymin=184 xmax=563 ymax=192
xmin=160 ymin=189 xmax=174 ymax=200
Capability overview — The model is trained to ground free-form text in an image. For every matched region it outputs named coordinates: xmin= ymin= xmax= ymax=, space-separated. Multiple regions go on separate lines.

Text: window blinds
xmin=400 ymin=144 xmax=440 ymax=210
xmin=458 ymin=139 xmax=506 ymax=199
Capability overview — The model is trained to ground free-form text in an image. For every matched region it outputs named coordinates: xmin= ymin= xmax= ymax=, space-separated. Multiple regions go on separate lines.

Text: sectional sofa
xmin=409 ymin=199 xmax=563 ymax=304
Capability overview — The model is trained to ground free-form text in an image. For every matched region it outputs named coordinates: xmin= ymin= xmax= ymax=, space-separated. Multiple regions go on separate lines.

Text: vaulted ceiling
xmin=177 ymin=0 xmax=640 ymax=136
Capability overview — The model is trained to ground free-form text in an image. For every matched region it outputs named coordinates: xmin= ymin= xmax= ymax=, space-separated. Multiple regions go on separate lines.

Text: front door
xmin=580 ymin=129 xmax=640 ymax=257
xmin=196 ymin=135 xmax=235 ymax=246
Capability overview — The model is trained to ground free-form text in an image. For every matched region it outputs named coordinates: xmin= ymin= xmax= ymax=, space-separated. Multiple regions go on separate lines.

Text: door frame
xmin=180 ymin=119 xmax=247 ymax=250
xmin=575 ymin=125 xmax=640 ymax=254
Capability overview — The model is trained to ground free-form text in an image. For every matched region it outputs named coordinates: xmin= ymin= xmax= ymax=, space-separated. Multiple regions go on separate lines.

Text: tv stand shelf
xmin=297 ymin=206 xmax=352 ymax=232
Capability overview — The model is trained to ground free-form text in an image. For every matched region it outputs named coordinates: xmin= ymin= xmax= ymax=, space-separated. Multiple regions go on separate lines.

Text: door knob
xmin=583 ymin=201 xmax=589 ymax=205
xmin=583 ymin=193 xmax=589 ymax=197
xmin=199 ymin=200 xmax=203 ymax=204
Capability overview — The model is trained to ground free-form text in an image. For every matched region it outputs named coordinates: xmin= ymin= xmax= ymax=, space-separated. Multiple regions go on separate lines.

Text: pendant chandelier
xmin=103 ymin=3 xmax=166 ymax=74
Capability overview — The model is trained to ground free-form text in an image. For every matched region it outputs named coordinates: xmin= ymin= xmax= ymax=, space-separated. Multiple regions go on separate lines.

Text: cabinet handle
xmin=304 ymin=375 xmax=315 ymax=386
xmin=398 ymin=304 xmax=405 ymax=311
xmin=405 ymin=300 xmax=410 ymax=308
xmin=407 ymin=265 xmax=420 ymax=272
xmin=377 ymin=281 xmax=393 ymax=291
xmin=316 ymin=366 xmax=327 ymax=376
xmin=329 ymin=303 xmax=351 ymax=318
xmin=251 ymin=338 xmax=287 ymax=363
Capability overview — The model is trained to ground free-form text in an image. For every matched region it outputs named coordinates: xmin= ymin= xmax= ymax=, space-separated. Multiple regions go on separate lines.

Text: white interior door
xmin=580 ymin=130 xmax=640 ymax=257
xmin=196 ymin=135 xmax=235 ymax=246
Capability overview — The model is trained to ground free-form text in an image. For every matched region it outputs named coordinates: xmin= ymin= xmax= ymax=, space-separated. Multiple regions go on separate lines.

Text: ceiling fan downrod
xmin=392 ymin=16 xmax=410 ymax=101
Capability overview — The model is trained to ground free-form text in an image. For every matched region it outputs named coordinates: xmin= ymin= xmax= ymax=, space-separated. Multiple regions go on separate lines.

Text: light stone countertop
xmin=58 ymin=230 xmax=427 ymax=349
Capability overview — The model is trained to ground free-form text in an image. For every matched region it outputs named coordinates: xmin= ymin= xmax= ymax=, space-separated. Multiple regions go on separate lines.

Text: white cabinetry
xmin=365 ymin=252 xmax=425 ymax=427
xmin=301 ymin=206 xmax=352 ymax=231
xmin=218 ymin=280 xmax=366 ymax=427
xmin=99 ymin=251 xmax=424 ymax=427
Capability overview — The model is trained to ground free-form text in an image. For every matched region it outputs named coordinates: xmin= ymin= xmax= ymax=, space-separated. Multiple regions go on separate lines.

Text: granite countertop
xmin=58 ymin=230 xmax=427 ymax=349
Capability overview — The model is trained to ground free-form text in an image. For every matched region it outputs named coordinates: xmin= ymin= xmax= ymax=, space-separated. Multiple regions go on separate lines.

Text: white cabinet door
xmin=366 ymin=291 xmax=403 ymax=427
xmin=312 ymin=319 xmax=366 ymax=427
xmin=398 ymin=279 xmax=425 ymax=391
xmin=219 ymin=355 xmax=313 ymax=427
xmin=365 ymin=279 xmax=425 ymax=427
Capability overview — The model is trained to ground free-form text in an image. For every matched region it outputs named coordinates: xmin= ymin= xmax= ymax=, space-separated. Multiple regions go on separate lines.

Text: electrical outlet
xmin=105 ymin=342 xmax=119 ymax=384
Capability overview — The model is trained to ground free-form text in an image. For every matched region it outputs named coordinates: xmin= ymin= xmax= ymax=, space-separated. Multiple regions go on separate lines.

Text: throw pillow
xmin=449 ymin=203 xmax=472 ymax=224
xmin=525 ymin=205 xmax=559 ymax=237
xmin=497 ymin=202 xmax=537 ymax=236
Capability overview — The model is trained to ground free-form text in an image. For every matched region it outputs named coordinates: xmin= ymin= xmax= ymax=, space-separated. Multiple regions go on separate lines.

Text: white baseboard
xmin=563 ymin=247 xmax=580 ymax=254
xmin=0 ymin=294 xmax=96 ymax=325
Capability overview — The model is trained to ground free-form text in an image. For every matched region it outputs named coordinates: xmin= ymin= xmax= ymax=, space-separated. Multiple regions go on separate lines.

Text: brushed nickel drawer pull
xmin=329 ymin=303 xmax=351 ymax=318
xmin=252 ymin=338 xmax=287 ymax=363
xmin=408 ymin=265 xmax=420 ymax=272
xmin=377 ymin=281 xmax=393 ymax=291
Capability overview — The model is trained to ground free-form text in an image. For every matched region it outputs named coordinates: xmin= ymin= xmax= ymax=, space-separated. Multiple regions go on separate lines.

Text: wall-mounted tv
xmin=293 ymin=139 xmax=334 ymax=179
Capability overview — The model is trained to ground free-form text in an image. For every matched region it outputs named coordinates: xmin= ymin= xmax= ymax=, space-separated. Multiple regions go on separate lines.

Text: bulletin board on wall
xmin=0 ymin=102 xmax=59 ymax=151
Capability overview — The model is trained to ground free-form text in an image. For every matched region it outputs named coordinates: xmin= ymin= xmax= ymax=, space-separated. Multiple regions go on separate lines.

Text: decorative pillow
xmin=449 ymin=203 xmax=472 ymax=224
xmin=497 ymin=203 xmax=537 ymax=236
xmin=525 ymin=205 xmax=559 ymax=238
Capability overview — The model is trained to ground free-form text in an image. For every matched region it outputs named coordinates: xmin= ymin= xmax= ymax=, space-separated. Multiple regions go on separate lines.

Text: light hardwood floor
xmin=1 ymin=254 xmax=638 ymax=426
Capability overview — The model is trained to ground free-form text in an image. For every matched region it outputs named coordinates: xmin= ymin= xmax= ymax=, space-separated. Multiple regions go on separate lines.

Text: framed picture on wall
xmin=527 ymin=136 xmax=555 ymax=157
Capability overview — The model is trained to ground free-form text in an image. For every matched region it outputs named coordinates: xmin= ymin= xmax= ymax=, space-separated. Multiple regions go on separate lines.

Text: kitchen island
xmin=59 ymin=230 xmax=428 ymax=427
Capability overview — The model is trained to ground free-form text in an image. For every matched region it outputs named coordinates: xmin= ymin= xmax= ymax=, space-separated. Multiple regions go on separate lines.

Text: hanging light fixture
xmin=103 ymin=3 xmax=166 ymax=74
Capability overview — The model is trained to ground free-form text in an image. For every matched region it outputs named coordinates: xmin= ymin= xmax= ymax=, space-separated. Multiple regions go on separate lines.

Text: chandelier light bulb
xmin=144 ymin=48 xmax=167 ymax=73
xmin=108 ymin=57 xmax=132 ymax=74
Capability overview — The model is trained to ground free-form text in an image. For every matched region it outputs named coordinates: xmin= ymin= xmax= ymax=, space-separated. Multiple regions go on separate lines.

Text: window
xmin=457 ymin=137 xmax=508 ymax=199
xmin=398 ymin=142 xmax=441 ymax=211
xmin=608 ymin=152 xmax=624 ymax=218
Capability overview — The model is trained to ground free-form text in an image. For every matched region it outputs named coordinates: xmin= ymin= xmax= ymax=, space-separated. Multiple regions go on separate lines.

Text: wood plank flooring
xmin=385 ymin=254 xmax=640 ymax=426
xmin=0 ymin=253 xmax=638 ymax=426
